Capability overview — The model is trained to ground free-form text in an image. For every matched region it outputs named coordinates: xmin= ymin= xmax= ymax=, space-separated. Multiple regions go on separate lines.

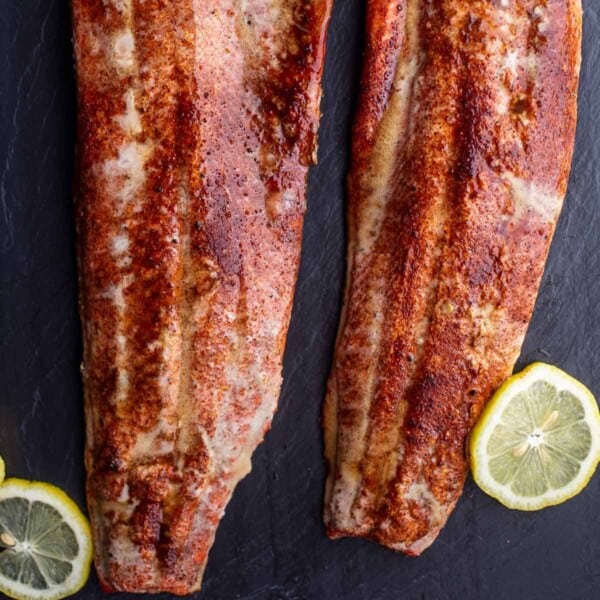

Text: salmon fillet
xmin=72 ymin=1 xmax=331 ymax=593
xmin=323 ymin=0 xmax=581 ymax=555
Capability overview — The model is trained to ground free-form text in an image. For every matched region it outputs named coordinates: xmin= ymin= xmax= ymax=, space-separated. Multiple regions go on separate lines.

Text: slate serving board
xmin=1 ymin=2 xmax=599 ymax=599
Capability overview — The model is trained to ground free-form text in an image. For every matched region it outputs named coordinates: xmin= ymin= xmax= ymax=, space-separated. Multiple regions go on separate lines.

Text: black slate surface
xmin=1 ymin=2 xmax=599 ymax=599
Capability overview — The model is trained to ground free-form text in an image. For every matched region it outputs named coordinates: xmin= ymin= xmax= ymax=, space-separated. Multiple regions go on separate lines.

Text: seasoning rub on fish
xmin=323 ymin=0 xmax=581 ymax=555
xmin=72 ymin=1 xmax=331 ymax=593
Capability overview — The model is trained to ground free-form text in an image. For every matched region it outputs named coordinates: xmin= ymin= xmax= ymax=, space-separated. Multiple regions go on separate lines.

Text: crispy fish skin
xmin=72 ymin=0 xmax=331 ymax=593
xmin=324 ymin=0 xmax=581 ymax=555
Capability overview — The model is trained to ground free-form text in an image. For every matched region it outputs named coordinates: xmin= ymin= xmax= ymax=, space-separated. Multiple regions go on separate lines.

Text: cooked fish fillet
xmin=72 ymin=1 xmax=331 ymax=593
xmin=324 ymin=0 xmax=581 ymax=555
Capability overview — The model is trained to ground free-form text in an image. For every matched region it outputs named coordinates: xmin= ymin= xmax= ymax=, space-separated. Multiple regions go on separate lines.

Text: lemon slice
xmin=0 ymin=458 xmax=5 ymax=484
xmin=470 ymin=362 xmax=600 ymax=510
xmin=0 ymin=479 xmax=92 ymax=600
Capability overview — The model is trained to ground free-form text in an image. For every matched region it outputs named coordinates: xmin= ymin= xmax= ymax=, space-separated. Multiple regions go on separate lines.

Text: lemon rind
xmin=0 ymin=478 xmax=92 ymax=600
xmin=469 ymin=362 xmax=600 ymax=511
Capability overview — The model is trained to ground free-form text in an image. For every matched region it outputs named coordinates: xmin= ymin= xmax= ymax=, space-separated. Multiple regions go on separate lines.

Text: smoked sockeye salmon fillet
xmin=72 ymin=1 xmax=331 ymax=593
xmin=324 ymin=0 xmax=581 ymax=555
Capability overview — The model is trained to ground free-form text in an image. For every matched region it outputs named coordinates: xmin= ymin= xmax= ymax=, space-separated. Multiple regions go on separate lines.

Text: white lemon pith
xmin=0 ymin=479 xmax=92 ymax=600
xmin=470 ymin=362 xmax=600 ymax=511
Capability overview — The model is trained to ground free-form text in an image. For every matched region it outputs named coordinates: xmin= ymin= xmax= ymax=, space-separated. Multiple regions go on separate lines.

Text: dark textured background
xmin=1 ymin=1 xmax=599 ymax=599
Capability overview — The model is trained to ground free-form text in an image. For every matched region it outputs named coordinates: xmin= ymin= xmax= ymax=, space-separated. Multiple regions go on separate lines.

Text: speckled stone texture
xmin=1 ymin=1 xmax=598 ymax=599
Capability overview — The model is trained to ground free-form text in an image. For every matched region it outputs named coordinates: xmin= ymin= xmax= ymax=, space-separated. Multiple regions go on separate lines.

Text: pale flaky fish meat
xmin=324 ymin=0 xmax=581 ymax=555
xmin=73 ymin=1 xmax=331 ymax=593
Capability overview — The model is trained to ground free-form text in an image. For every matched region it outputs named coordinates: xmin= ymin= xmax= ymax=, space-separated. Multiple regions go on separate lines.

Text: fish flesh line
xmin=324 ymin=0 xmax=581 ymax=555
xmin=72 ymin=0 xmax=331 ymax=593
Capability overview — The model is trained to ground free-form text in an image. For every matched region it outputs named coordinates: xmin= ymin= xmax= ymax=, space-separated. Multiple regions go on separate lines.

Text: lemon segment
xmin=0 ymin=479 xmax=92 ymax=600
xmin=469 ymin=362 xmax=600 ymax=511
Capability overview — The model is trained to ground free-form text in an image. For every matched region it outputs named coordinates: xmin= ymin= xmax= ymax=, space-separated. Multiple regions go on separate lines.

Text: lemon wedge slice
xmin=0 ymin=479 xmax=92 ymax=600
xmin=469 ymin=362 xmax=600 ymax=510
xmin=0 ymin=458 xmax=5 ymax=484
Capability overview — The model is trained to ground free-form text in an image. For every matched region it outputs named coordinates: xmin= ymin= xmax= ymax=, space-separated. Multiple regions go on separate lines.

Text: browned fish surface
xmin=324 ymin=0 xmax=581 ymax=555
xmin=72 ymin=0 xmax=331 ymax=593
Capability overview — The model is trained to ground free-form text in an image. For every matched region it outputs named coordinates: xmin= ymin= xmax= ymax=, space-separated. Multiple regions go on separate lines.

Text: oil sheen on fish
xmin=323 ymin=0 xmax=581 ymax=555
xmin=72 ymin=1 xmax=331 ymax=593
